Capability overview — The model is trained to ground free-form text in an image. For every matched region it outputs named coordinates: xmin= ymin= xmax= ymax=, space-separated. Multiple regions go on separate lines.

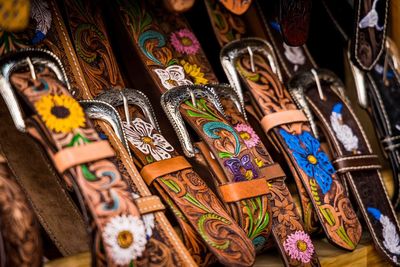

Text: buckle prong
xmin=311 ymin=68 xmax=325 ymax=101
xmin=188 ymin=88 xmax=197 ymax=108
xmin=26 ymin=57 xmax=37 ymax=81
xmin=120 ymin=91 xmax=131 ymax=126
xmin=247 ymin=46 xmax=256 ymax=73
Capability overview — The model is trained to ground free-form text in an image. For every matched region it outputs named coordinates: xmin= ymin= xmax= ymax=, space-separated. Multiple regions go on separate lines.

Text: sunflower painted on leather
xmin=35 ymin=94 xmax=86 ymax=133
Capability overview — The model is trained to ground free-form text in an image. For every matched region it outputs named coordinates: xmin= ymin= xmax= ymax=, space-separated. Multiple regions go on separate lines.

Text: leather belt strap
xmin=136 ymin=196 xmax=165 ymax=214
xmin=333 ymin=154 xmax=382 ymax=174
xmin=289 ymin=69 xmax=400 ymax=266
xmin=262 ymin=163 xmax=286 ymax=180
xmin=53 ymin=141 xmax=115 ymax=173
xmin=382 ymin=136 xmax=400 ymax=152
xmin=219 ymin=178 xmax=269 ymax=202
xmin=261 ymin=110 xmax=308 ymax=133
xmin=140 ymin=156 xmax=191 ymax=185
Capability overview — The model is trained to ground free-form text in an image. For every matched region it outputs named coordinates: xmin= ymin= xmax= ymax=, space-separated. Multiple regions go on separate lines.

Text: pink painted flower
xmin=170 ymin=29 xmax=200 ymax=55
xmin=234 ymin=123 xmax=260 ymax=148
xmin=283 ymin=231 xmax=314 ymax=263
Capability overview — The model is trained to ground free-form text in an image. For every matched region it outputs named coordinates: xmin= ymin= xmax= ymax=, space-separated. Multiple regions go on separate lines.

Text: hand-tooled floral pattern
xmin=103 ymin=214 xmax=147 ymax=265
xmin=224 ymin=154 xmax=258 ymax=181
xmin=124 ymin=118 xmax=174 ymax=161
xmin=154 ymin=65 xmax=193 ymax=90
xmin=170 ymin=28 xmax=200 ymax=55
xmin=272 ymin=198 xmax=296 ymax=224
xmin=180 ymin=60 xmax=208 ymax=85
xmin=283 ymin=230 xmax=314 ymax=263
xmin=234 ymin=123 xmax=260 ymax=148
xmin=279 ymin=129 xmax=334 ymax=194
xmin=35 ymin=94 xmax=85 ymax=133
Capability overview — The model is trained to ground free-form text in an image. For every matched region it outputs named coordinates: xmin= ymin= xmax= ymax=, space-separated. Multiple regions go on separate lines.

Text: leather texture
xmin=261 ymin=110 xmax=308 ymax=133
xmin=140 ymin=156 xmax=192 ymax=185
xmin=289 ymin=69 xmax=400 ymax=266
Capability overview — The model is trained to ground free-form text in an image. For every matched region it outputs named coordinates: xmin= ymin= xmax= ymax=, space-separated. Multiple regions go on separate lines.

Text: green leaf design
xmin=218 ymin=152 xmax=233 ymax=159
xmin=198 ymin=213 xmax=231 ymax=250
xmin=160 ymin=178 xmax=181 ymax=194
xmin=81 ymin=164 xmax=96 ymax=181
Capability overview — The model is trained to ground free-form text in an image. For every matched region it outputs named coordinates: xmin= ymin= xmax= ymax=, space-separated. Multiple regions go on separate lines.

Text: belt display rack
xmin=0 ymin=0 xmax=398 ymax=266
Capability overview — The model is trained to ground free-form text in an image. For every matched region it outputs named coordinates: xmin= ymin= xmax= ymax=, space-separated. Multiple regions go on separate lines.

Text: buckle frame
xmin=220 ymin=37 xmax=282 ymax=105
xmin=0 ymin=49 xmax=70 ymax=132
xmin=161 ymin=85 xmax=224 ymax=158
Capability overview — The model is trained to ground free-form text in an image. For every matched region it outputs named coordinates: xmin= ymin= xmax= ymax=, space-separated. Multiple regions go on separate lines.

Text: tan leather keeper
xmin=333 ymin=154 xmax=382 ymax=174
xmin=219 ymin=178 xmax=269 ymax=202
xmin=53 ymin=140 xmax=115 ymax=173
xmin=263 ymin=163 xmax=286 ymax=181
xmin=140 ymin=156 xmax=192 ymax=185
xmin=261 ymin=110 xmax=308 ymax=133
xmin=136 ymin=195 xmax=165 ymax=215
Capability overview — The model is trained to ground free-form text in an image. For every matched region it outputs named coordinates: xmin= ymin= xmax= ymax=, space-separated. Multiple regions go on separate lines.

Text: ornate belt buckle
xmin=161 ymin=84 xmax=224 ymax=158
xmin=220 ymin=37 xmax=283 ymax=106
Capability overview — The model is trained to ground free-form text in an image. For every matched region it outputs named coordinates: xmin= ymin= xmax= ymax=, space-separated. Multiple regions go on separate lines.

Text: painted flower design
xmin=224 ymin=154 xmax=258 ymax=182
xmin=283 ymin=231 xmax=314 ymax=263
xmin=35 ymin=94 xmax=85 ymax=133
xmin=103 ymin=214 xmax=147 ymax=265
xmin=170 ymin=28 xmax=200 ymax=55
xmin=124 ymin=118 xmax=174 ymax=161
xmin=180 ymin=60 xmax=208 ymax=85
xmin=280 ymin=129 xmax=334 ymax=194
xmin=154 ymin=65 xmax=193 ymax=90
xmin=234 ymin=123 xmax=260 ymax=148
xmin=272 ymin=198 xmax=296 ymax=224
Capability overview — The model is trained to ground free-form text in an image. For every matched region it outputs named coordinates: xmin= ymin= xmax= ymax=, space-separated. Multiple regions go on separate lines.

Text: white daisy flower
xmin=103 ymin=214 xmax=147 ymax=265
xmin=123 ymin=118 xmax=174 ymax=161
xmin=153 ymin=65 xmax=193 ymax=90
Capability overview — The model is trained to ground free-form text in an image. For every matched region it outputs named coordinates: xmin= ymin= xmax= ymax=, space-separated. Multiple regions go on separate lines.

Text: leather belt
xmin=0 ymin=153 xmax=42 ymax=267
xmin=106 ymin=0 xmax=321 ymax=265
xmin=0 ymin=0 xmax=197 ymax=265
xmin=89 ymin=89 xmax=256 ymax=267
xmin=321 ymin=0 xmax=400 ymax=208
xmin=220 ymin=38 xmax=362 ymax=251
xmin=288 ymin=69 xmax=400 ymax=266
xmin=0 ymin=50 xmax=147 ymax=267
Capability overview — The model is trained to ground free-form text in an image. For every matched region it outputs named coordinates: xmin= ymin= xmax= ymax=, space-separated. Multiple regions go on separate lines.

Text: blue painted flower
xmin=279 ymin=129 xmax=334 ymax=194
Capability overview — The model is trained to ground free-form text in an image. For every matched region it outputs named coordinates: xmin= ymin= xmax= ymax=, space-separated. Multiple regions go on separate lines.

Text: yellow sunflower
xmin=180 ymin=60 xmax=208 ymax=85
xmin=35 ymin=94 xmax=86 ymax=133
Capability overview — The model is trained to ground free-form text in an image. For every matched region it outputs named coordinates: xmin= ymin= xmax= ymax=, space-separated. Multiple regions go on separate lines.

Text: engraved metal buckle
xmin=348 ymin=49 xmax=369 ymax=109
xmin=205 ymin=83 xmax=248 ymax=120
xmin=160 ymin=84 xmax=225 ymax=158
xmin=288 ymin=68 xmax=347 ymax=138
xmin=95 ymin=88 xmax=161 ymax=133
xmin=0 ymin=49 xmax=70 ymax=132
xmin=79 ymin=99 xmax=132 ymax=160
xmin=220 ymin=38 xmax=283 ymax=105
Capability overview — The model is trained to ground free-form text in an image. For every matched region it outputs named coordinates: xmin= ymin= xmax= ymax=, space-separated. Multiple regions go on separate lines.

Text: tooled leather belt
xmin=106 ymin=0 xmax=322 ymax=265
xmin=59 ymin=0 xmax=258 ymax=265
xmin=231 ymin=3 xmax=400 ymax=265
xmin=288 ymin=69 xmax=400 ymax=266
xmin=109 ymin=0 xmax=273 ymax=253
xmin=220 ymin=38 xmax=362 ymax=250
xmin=0 ymin=0 xmax=197 ymax=265
xmin=0 ymin=50 xmax=147 ymax=267
xmin=88 ymin=89 xmax=256 ymax=267
xmin=322 ymin=0 xmax=400 ymax=209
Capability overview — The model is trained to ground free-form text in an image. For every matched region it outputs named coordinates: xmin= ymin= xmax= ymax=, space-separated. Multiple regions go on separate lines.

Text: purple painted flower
xmin=224 ymin=154 xmax=258 ymax=182
xmin=170 ymin=28 xmax=200 ymax=55
xmin=235 ymin=123 xmax=261 ymax=148
xmin=283 ymin=230 xmax=314 ymax=263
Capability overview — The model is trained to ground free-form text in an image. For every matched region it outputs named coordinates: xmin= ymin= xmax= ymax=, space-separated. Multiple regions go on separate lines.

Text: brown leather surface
xmin=0 ymin=98 xmax=89 ymax=256
xmin=262 ymin=163 xmax=286 ymax=181
xmin=219 ymin=178 xmax=269 ymax=202
xmin=53 ymin=140 xmax=115 ymax=173
xmin=140 ymin=156 xmax=192 ymax=185
xmin=135 ymin=196 xmax=165 ymax=214
xmin=333 ymin=154 xmax=381 ymax=174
